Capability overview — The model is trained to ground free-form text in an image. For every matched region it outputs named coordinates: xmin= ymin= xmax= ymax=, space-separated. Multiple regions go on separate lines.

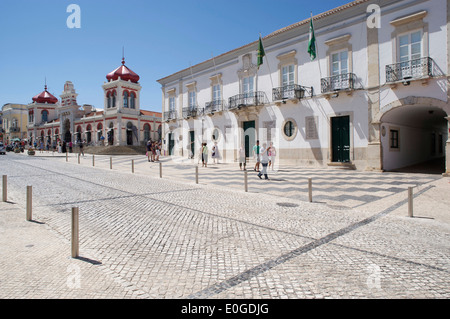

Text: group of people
xmin=146 ymin=140 xmax=162 ymax=162
xmin=198 ymin=142 xmax=221 ymax=167
xmin=30 ymin=139 xmax=85 ymax=154
xmin=239 ymin=140 xmax=276 ymax=180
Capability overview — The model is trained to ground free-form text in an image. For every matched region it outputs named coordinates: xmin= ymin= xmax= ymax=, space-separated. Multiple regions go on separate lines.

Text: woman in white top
xmin=258 ymin=143 xmax=269 ymax=180
xmin=269 ymin=142 xmax=276 ymax=170
xmin=239 ymin=145 xmax=246 ymax=170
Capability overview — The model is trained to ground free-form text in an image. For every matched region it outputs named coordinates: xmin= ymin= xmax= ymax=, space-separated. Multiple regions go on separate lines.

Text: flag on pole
xmin=307 ymin=15 xmax=317 ymax=61
xmin=257 ymin=36 xmax=265 ymax=68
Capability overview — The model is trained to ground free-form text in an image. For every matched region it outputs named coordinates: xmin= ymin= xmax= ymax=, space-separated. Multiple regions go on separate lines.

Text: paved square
xmin=0 ymin=152 xmax=449 ymax=299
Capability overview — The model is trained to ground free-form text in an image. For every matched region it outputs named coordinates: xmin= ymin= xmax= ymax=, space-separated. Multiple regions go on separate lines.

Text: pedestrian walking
xmin=268 ymin=142 xmax=276 ymax=170
xmin=146 ymin=140 xmax=151 ymax=162
xmin=202 ymin=143 xmax=208 ymax=167
xmin=79 ymin=140 xmax=85 ymax=156
xmin=239 ymin=145 xmax=246 ymax=170
xmin=212 ymin=142 xmax=221 ymax=164
xmin=252 ymin=140 xmax=260 ymax=172
xmin=258 ymin=143 xmax=269 ymax=180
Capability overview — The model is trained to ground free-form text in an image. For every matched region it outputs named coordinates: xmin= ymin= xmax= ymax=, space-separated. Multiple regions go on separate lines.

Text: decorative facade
xmin=27 ymin=59 xmax=162 ymax=147
xmin=158 ymin=0 xmax=450 ymax=176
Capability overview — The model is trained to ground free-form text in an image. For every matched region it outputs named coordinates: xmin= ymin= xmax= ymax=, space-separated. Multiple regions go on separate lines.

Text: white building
xmin=158 ymin=0 xmax=450 ymax=175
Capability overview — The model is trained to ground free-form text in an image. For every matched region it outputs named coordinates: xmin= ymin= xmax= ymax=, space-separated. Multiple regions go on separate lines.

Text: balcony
xmin=182 ymin=107 xmax=198 ymax=119
xmin=228 ymin=92 xmax=269 ymax=110
xmin=386 ymin=57 xmax=434 ymax=85
xmin=273 ymin=84 xmax=314 ymax=104
xmin=163 ymin=110 xmax=177 ymax=122
xmin=321 ymin=73 xmax=356 ymax=95
xmin=204 ymin=100 xmax=225 ymax=115
xmin=9 ymin=127 xmax=20 ymax=133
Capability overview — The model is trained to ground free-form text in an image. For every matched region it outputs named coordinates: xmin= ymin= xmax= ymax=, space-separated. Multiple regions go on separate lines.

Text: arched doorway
xmin=126 ymin=122 xmax=133 ymax=146
xmin=63 ymin=119 xmax=72 ymax=143
xmin=107 ymin=122 xmax=114 ymax=145
xmin=380 ymin=101 xmax=448 ymax=174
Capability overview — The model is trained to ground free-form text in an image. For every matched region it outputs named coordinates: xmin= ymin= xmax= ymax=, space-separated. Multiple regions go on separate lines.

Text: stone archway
xmin=376 ymin=97 xmax=449 ymax=174
xmin=63 ymin=119 xmax=72 ymax=143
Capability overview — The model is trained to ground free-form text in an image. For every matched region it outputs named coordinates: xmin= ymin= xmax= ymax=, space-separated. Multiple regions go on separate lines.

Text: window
xmin=112 ymin=91 xmax=116 ymax=108
xmin=123 ymin=91 xmax=129 ymax=108
xmin=28 ymin=111 xmax=34 ymax=123
xmin=243 ymin=76 xmax=254 ymax=96
xmin=42 ymin=110 xmax=48 ymax=123
xmin=282 ymin=65 xmax=295 ymax=86
xmin=169 ymin=96 xmax=176 ymax=111
xmin=284 ymin=120 xmax=295 ymax=138
xmin=399 ymin=30 xmax=422 ymax=62
xmin=331 ymin=50 xmax=348 ymax=76
xmin=212 ymin=128 xmax=220 ymax=142
xmin=130 ymin=92 xmax=136 ymax=109
xmin=390 ymin=129 xmax=399 ymax=149
xmin=213 ymin=84 xmax=221 ymax=102
xmin=188 ymin=91 xmax=196 ymax=109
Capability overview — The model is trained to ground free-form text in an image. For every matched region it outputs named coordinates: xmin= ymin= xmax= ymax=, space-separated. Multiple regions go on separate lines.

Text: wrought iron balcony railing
xmin=386 ymin=57 xmax=434 ymax=83
xmin=9 ymin=127 xmax=20 ymax=133
xmin=204 ymin=100 xmax=225 ymax=115
xmin=163 ymin=110 xmax=177 ymax=121
xmin=272 ymin=84 xmax=314 ymax=101
xmin=228 ymin=92 xmax=269 ymax=110
xmin=182 ymin=107 xmax=198 ymax=119
xmin=321 ymin=73 xmax=356 ymax=94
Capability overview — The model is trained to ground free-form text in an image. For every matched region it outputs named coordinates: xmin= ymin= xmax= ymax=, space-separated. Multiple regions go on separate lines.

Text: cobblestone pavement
xmin=0 ymin=152 xmax=449 ymax=299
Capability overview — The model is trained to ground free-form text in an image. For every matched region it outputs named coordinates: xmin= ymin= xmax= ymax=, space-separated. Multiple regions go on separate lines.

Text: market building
xmin=27 ymin=58 xmax=162 ymax=148
xmin=158 ymin=0 xmax=450 ymax=176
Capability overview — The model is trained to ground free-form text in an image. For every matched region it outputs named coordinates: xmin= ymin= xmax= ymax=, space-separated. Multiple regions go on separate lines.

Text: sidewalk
xmin=0 ymin=201 xmax=145 ymax=298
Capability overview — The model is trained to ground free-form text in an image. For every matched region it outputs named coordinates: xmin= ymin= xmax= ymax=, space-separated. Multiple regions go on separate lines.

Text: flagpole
xmin=310 ymin=12 xmax=323 ymax=80
xmin=259 ymin=33 xmax=274 ymax=90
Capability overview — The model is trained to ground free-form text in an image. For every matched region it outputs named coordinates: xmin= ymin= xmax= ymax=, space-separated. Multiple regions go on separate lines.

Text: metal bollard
xmin=244 ymin=170 xmax=248 ymax=192
xmin=110 ymin=157 xmax=112 ymax=170
xmin=132 ymin=159 xmax=135 ymax=173
xmin=159 ymin=162 xmax=162 ymax=178
xmin=71 ymin=207 xmax=79 ymax=258
xmin=78 ymin=154 xmax=80 ymax=164
xmin=408 ymin=187 xmax=413 ymax=218
xmin=26 ymin=186 xmax=32 ymax=221
xmin=92 ymin=154 xmax=95 ymax=167
xmin=66 ymin=152 xmax=68 ymax=162
xmin=195 ymin=166 xmax=199 ymax=184
xmin=308 ymin=178 xmax=313 ymax=203
xmin=2 ymin=175 xmax=6 ymax=202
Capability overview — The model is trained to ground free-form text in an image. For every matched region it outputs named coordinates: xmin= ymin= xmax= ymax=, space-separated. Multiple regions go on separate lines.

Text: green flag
xmin=307 ymin=17 xmax=316 ymax=61
xmin=257 ymin=36 xmax=265 ymax=68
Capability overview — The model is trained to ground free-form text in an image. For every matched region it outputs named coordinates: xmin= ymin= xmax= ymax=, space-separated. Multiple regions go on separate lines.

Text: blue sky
xmin=0 ymin=0 xmax=351 ymax=112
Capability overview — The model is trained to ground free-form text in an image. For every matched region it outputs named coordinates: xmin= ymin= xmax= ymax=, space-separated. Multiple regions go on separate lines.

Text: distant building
xmin=1 ymin=103 xmax=28 ymax=143
xmin=158 ymin=0 xmax=450 ymax=175
xmin=27 ymin=58 xmax=162 ymax=147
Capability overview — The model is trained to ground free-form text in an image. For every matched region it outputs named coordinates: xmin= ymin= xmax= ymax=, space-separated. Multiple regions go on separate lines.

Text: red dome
xmin=32 ymin=85 xmax=58 ymax=104
xmin=106 ymin=58 xmax=140 ymax=83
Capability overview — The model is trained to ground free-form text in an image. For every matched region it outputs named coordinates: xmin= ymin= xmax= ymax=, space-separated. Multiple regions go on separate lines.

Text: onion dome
xmin=106 ymin=58 xmax=140 ymax=83
xmin=32 ymin=85 xmax=58 ymax=104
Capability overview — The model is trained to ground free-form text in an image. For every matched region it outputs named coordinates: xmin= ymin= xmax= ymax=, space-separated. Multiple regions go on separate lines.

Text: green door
xmin=243 ymin=121 xmax=255 ymax=158
xmin=331 ymin=116 xmax=350 ymax=163
xmin=189 ymin=130 xmax=195 ymax=158
xmin=168 ymin=133 xmax=174 ymax=156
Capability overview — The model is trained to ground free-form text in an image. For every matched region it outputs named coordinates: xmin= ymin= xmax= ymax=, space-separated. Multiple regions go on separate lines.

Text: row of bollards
xmin=2 ymin=175 xmax=80 ymax=258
